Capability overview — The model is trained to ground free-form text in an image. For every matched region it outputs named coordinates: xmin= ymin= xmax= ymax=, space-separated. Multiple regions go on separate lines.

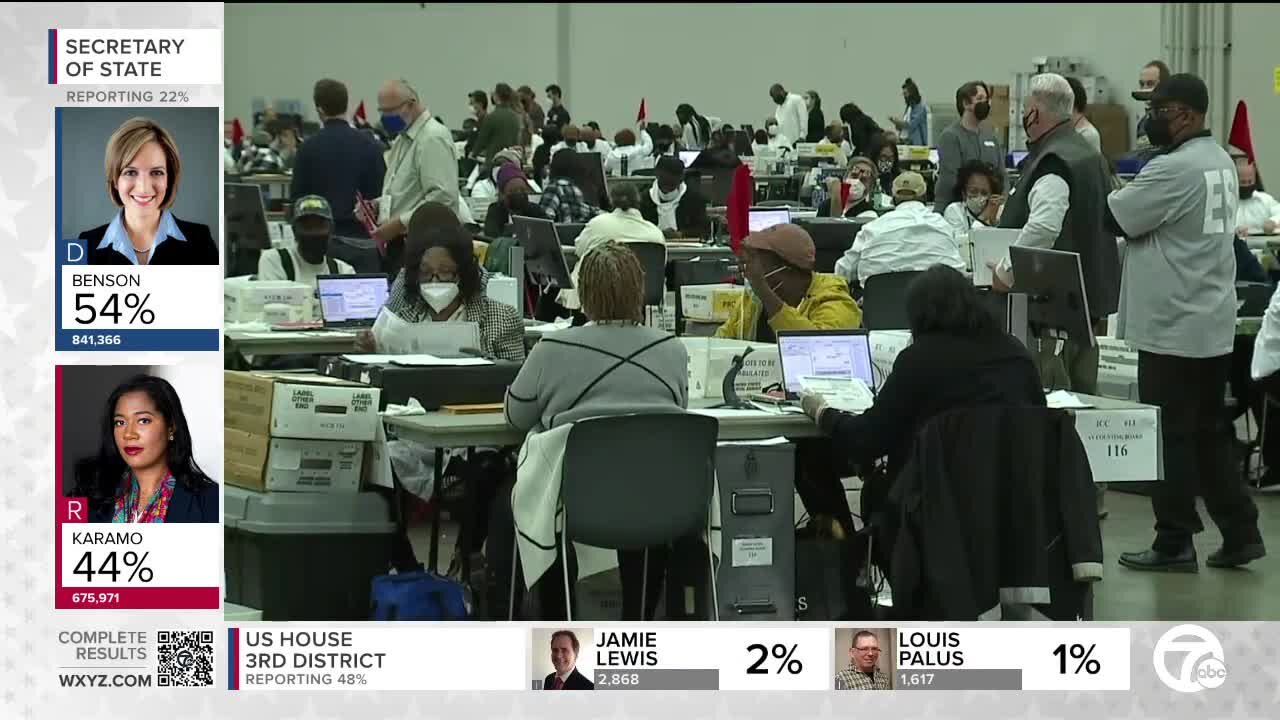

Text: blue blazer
xmin=89 ymin=481 xmax=220 ymax=523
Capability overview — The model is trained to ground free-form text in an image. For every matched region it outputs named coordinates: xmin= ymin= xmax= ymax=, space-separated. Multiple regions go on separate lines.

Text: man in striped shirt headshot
xmin=834 ymin=631 xmax=892 ymax=690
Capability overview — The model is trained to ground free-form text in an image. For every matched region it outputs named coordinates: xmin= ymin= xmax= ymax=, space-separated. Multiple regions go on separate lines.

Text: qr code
xmin=157 ymin=630 xmax=214 ymax=687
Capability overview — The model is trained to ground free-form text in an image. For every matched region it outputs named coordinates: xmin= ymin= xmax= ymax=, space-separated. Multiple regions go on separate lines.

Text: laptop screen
xmin=317 ymin=274 xmax=389 ymax=325
xmin=748 ymin=208 xmax=791 ymax=233
xmin=777 ymin=330 xmax=875 ymax=394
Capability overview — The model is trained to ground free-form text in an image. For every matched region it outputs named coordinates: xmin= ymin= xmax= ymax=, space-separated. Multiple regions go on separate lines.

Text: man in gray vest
xmin=1107 ymin=73 xmax=1264 ymax=572
xmin=992 ymin=72 xmax=1120 ymax=397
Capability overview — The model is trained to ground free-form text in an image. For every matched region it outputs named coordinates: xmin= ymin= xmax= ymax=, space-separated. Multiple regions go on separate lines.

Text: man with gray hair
xmin=992 ymin=72 xmax=1119 ymax=396
xmin=358 ymin=78 xmax=460 ymax=274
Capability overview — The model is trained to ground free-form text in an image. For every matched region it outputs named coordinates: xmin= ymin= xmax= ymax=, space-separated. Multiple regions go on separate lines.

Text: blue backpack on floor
xmin=371 ymin=570 xmax=470 ymax=621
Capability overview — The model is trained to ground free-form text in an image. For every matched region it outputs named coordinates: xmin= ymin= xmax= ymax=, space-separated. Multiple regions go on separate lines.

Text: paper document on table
xmin=718 ymin=436 xmax=791 ymax=447
xmin=371 ymin=309 xmax=481 ymax=356
xmin=390 ymin=355 xmax=493 ymax=367
xmin=970 ymin=227 xmax=1020 ymax=286
xmin=1046 ymin=390 xmax=1094 ymax=409
xmin=798 ymin=376 xmax=874 ymax=413
xmin=342 ymin=354 xmax=399 ymax=364
xmin=690 ymin=408 xmax=776 ymax=419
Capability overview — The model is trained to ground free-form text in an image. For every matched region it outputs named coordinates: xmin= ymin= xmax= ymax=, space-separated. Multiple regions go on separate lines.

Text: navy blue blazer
xmin=89 ymin=481 xmax=220 ymax=523
xmin=81 ymin=217 xmax=219 ymax=265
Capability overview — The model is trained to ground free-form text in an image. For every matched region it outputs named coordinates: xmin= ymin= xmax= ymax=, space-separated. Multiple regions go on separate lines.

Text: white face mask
xmin=767 ymin=125 xmax=779 ymax=137
xmin=965 ymin=194 xmax=990 ymax=215
xmin=845 ymin=179 xmax=867 ymax=203
xmin=419 ymin=282 xmax=460 ymax=313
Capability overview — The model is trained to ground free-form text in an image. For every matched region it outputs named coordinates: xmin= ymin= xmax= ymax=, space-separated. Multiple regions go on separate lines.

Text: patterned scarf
xmin=111 ymin=473 xmax=177 ymax=524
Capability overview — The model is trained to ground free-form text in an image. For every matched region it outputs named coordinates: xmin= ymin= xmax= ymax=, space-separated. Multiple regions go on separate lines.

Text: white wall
xmin=1228 ymin=3 xmax=1280 ymax=176
xmin=152 ymin=359 xmax=223 ymax=485
xmin=224 ymin=3 xmax=559 ymax=128
xmin=227 ymin=3 xmax=1161 ymax=141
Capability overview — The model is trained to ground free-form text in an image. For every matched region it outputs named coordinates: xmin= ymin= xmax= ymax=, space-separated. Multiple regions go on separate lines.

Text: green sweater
xmin=472 ymin=106 xmax=522 ymax=160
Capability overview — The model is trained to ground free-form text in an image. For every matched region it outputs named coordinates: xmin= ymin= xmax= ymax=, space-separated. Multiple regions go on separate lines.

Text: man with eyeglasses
xmin=1107 ymin=73 xmax=1265 ymax=573
xmin=834 ymin=631 xmax=891 ymax=690
xmin=358 ymin=78 xmax=460 ymax=275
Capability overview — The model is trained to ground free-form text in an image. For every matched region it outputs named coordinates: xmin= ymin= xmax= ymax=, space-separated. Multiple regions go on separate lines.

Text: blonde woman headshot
xmin=81 ymin=117 xmax=218 ymax=265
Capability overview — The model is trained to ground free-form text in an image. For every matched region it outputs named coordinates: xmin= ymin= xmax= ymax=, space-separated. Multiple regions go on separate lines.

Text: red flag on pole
xmin=231 ymin=118 xmax=244 ymax=147
xmin=636 ymin=98 xmax=646 ymax=125
xmin=1228 ymin=100 xmax=1255 ymax=165
xmin=354 ymin=100 xmax=367 ymax=123
xmin=726 ymin=164 xmax=753 ymax=254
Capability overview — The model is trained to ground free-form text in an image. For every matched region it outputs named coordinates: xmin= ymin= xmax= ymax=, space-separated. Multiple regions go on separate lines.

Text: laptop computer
xmin=776 ymin=329 xmax=876 ymax=400
xmin=317 ymin=273 xmax=390 ymax=328
xmin=748 ymin=207 xmax=792 ymax=234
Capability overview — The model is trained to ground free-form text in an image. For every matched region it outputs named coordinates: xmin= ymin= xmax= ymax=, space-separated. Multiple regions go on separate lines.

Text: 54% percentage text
xmin=74 ymin=293 xmax=155 ymax=324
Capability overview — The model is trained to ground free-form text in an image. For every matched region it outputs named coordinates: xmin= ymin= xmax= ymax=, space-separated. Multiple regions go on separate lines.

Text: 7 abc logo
xmin=1153 ymin=624 xmax=1228 ymax=693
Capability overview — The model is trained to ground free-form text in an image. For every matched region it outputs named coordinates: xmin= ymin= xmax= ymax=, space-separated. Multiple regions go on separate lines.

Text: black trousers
xmin=1228 ymin=335 xmax=1280 ymax=468
xmin=793 ymin=438 xmax=854 ymax=532
xmin=486 ymin=480 xmax=668 ymax=620
xmin=1139 ymin=351 xmax=1261 ymax=552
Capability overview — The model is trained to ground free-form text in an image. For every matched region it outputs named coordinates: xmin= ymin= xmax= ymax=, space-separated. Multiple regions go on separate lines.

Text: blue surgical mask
xmin=381 ymin=112 xmax=407 ymax=134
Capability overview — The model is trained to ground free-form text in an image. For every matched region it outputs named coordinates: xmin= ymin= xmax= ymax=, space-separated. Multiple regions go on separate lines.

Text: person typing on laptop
xmin=355 ymin=202 xmax=525 ymax=361
xmin=257 ymin=194 xmax=356 ymax=285
xmin=797 ymin=265 xmax=1043 ymax=518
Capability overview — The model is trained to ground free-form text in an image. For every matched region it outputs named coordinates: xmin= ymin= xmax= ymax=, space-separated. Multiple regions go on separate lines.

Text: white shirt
xmin=1074 ymin=119 xmax=1102 ymax=153
xmin=256 ymin=244 xmax=356 ymax=286
xmin=942 ymin=201 xmax=990 ymax=269
xmin=1237 ymin=190 xmax=1280 ymax=234
xmin=836 ymin=200 xmax=966 ymax=285
xmin=558 ymin=208 xmax=666 ymax=309
xmin=994 ymin=173 xmax=1070 ymax=285
xmin=774 ymin=93 xmax=807 ymax=149
xmin=1253 ymin=284 xmax=1280 ymax=379
xmin=604 ymin=130 xmax=655 ymax=176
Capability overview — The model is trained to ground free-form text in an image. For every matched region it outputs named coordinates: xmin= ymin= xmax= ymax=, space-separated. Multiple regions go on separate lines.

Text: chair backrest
xmin=561 ymin=413 xmax=718 ymax=550
xmin=626 ymin=241 xmax=669 ymax=306
xmin=862 ymin=271 xmax=923 ymax=330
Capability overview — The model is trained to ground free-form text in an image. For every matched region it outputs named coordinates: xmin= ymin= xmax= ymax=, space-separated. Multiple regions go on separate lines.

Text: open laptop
xmin=748 ymin=207 xmax=792 ymax=234
xmin=776 ymin=329 xmax=876 ymax=400
xmin=317 ymin=273 xmax=390 ymax=328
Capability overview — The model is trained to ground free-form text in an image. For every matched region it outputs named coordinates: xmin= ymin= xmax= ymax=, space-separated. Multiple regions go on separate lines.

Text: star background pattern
xmin=2 ymin=3 xmax=1280 ymax=720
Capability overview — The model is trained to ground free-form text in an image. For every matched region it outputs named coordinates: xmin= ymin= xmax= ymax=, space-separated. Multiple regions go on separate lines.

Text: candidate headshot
xmin=834 ymin=630 xmax=892 ymax=690
xmin=543 ymin=631 xmax=594 ymax=690
xmin=80 ymin=117 xmax=218 ymax=265
xmin=69 ymin=375 xmax=219 ymax=523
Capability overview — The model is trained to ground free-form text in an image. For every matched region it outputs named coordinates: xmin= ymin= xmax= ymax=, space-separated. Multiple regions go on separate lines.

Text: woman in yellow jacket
xmin=716 ymin=223 xmax=861 ymax=341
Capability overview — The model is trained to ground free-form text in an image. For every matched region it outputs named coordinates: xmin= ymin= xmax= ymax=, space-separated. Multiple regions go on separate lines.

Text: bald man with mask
xmin=358 ymin=79 xmax=460 ymax=272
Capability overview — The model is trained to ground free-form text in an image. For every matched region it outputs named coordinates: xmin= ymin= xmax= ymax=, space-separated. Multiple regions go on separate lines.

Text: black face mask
xmin=1241 ymin=186 xmax=1257 ymax=200
xmin=296 ymin=233 xmax=329 ymax=265
xmin=1145 ymin=114 xmax=1174 ymax=148
xmin=973 ymin=101 xmax=991 ymax=121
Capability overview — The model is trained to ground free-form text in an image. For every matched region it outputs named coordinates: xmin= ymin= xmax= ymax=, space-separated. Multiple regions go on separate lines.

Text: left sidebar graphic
xmin=54 ymin=106 xmax=222 ymax=351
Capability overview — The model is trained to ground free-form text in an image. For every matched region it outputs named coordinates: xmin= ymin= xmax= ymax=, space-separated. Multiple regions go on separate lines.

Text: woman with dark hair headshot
xmin=888 ymin=78 xmax=928 ymax=146
xmin=839 ymin=102 xmax=882 ymax=159
xmin=71 ymin=375 xmax=218 ymax=523
xmin=357 ymin=202 xmax=524 ymax=361
xmin=676 ymin=103 xmax=711 ymax=151
xmin=800 ymin=265 xmax=1043 ymax=485
xmin=82 ymin=117 xmax=218 ymax=265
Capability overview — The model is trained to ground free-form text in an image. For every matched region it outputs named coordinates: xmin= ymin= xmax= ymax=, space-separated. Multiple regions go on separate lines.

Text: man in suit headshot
xmin=543 ymin=630 xmax=594 ymax=690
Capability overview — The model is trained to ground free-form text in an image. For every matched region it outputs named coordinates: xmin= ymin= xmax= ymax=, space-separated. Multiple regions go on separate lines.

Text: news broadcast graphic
xmin=54 ymin=629 xmax=215 ymax=689
xmin=48 ymin=28 xmax=222 ymax=84
xmin=55 ymin=105 xmax=222 ymax=351
xmin=893 ymin=627 xmax=1130 ymax=690
xmin=55 ymin=363 xmax=222 ymax=610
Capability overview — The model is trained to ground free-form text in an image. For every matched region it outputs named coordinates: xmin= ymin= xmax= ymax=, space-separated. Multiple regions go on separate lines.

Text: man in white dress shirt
xmin=769 ymin=83 xmax=807 ymax=150
xmin=835 ymin=171 xmax=965 ymax=287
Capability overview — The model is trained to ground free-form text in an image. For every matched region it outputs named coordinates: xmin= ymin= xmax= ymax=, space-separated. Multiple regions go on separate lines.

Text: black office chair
xmin=556 ymin=413 xmax=720 ymax=621
xmin=627 ymin=241 xmax=669 ymax=307
xmin=862 ymin=271 xmax=924 ymax=330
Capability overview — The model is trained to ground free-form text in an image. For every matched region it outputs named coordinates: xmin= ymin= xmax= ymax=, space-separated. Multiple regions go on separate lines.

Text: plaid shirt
xmin=538 ymin=178 xmax=597 ymax=224
xmin=834 ymin=666 xmax=891 ymax=690
xmin=384 ymin=269 xmax=525 ymax=362
xmin=237 ymin=144 xmax=284 ymax=175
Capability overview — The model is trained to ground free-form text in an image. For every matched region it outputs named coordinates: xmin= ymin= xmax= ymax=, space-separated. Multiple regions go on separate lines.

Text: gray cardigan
xmin=933 ymin=121 xmax=1007 ymax=213
xmin=504 ymin=324 xmax=689 ymax=434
